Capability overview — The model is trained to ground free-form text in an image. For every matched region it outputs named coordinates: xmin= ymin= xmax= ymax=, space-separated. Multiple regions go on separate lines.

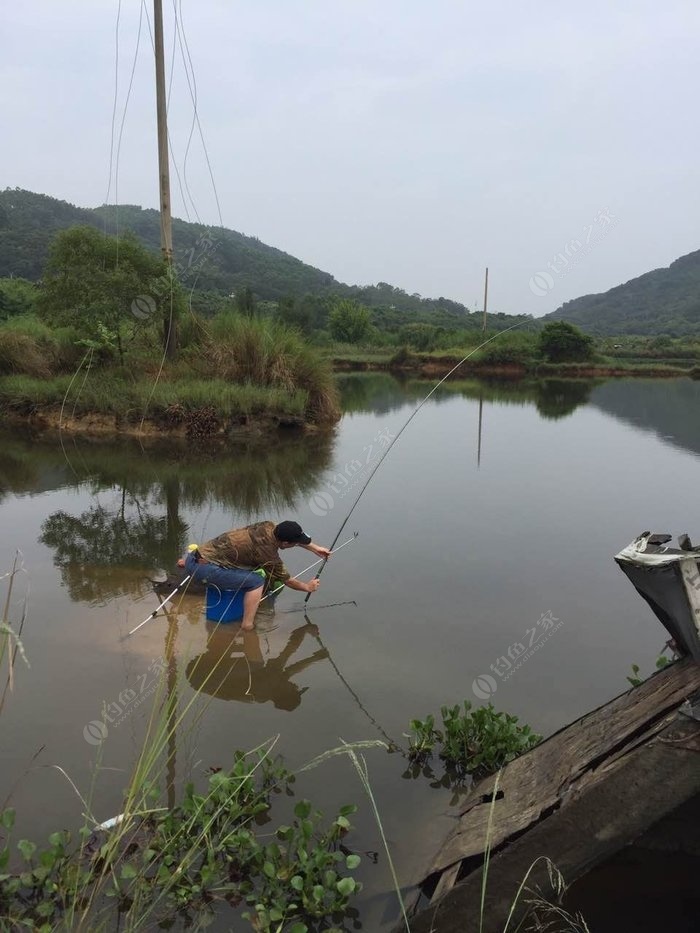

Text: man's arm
xmin=300 ymin=541 xmax=332 ymax=559
xmin=284 ymin=576 xmax=320 ymax=593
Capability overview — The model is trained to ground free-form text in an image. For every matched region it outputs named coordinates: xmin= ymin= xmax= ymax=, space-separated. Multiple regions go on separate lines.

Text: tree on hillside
xmin=0 ymin=277 xmax=37 ymax=319
xmin=37 ymin=226 xmax=171 ymax=362
xmin=538 ymin=321 xmax=594 ymax=362
xmin=399 ymin=322 xmax=445 ymax=352
xmin=277 ymin=295 xmax=312 ymax=334
xmin=234 ymin=285 xmax=257 ymax=317
xmin=328 ymin=298 xmax=371 ymax=343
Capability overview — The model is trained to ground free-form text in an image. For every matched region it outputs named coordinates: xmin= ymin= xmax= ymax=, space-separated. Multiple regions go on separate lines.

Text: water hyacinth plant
xmin=0 ymin=750 xmax=363 ymax=931
xmin=407 ymin=701 xmax=541 ymax=778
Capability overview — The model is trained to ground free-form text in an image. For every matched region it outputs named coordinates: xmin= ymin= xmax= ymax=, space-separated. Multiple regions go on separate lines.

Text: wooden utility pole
xmin=153 ymin=0 xmax=177 ymax=358
xmin=482 ymin=266 xmax=489 ymax=333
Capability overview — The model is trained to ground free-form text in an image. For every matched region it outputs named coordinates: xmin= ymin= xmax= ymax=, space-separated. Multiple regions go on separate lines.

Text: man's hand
xmin=305 ymin=578 xmax=321 ymax=593
xmin=309 ymin=544 xmax=332 ymax=559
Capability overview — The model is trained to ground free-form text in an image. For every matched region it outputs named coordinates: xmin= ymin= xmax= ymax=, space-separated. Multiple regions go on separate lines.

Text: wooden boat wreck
xmin=616 ymin=531 xmax=700 ymax=661
xmin=407 ymin=532 xmax=700 ymax=933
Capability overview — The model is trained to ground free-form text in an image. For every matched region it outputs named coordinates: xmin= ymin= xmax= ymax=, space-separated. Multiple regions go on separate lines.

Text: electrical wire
xmin=171 ymin=0 xmax=201 ymax=223
xmin=141 ymin=0 xmax=193 ymax=223
xmin=173 ymin=0 xmax=224 ymax=228
xmin=103 ymin=0 xmax=123 ymax=239
xmin=113 ymin=0 xmax=145 ymax=259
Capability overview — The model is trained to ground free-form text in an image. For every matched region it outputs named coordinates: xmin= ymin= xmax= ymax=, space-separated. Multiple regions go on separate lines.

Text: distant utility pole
xmin=153 ymin=0 xmax=177 ymax=359
xmin=482 ymin=266 xmax=489 ymax=333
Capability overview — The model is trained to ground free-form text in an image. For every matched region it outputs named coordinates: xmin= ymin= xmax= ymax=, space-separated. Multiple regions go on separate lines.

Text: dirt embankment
xmin=332 ymin=357 xmax=689 ymax=379
xmin=1 ymin=408 xmax=308 ymax=439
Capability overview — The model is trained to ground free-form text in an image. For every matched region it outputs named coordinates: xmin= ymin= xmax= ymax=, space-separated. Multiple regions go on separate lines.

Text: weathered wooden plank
xmin=425 ymin=658 xmax=700 ymax=877
xmin=430 ymin=861 xmax=460 ymax=904
xmin=412 ymin=711 xmax=700 ymax=933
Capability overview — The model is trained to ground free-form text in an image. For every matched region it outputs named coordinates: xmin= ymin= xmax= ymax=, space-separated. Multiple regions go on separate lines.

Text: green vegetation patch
xmin=0 ymin=752 xmax=362 ymax=931
xmin=406 ymin=701 xmax=541 ymax=778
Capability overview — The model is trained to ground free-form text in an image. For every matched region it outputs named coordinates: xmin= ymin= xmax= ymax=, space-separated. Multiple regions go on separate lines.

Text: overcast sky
xmin=2 ymin=1 xmax=699 ymax=316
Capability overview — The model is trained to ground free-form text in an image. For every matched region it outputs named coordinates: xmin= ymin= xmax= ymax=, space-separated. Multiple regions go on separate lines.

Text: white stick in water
xmin=127 ymin=574 xmax=192 ymax=637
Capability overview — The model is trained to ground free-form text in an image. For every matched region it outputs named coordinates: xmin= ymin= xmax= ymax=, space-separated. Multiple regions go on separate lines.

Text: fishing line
xmin=304 ymin=613 xmax=404 ymax=755
xmin=305 ymin=320 xmax=529 ymax=603
xmin=282 ymin=600 xmax=357 ymax=614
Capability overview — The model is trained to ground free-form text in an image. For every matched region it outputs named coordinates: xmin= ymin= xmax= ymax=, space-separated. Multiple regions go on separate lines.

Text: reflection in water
xmin=185 ymin=621 xmax=328 ymax=710
xmin=39 ymin=492 xmax=187 ymax=604
xmin=590 ymin=378 xmax=700 ymax=459
xmin=9 ymin=376 xmax=696 ymax=611
xmin=0 ymin=428 xmax=333 ymax=604
xmin=534 ymin=380 xmax=595 ymax=421
xmin=337 ymin=373 xmax=416 ymax=415
xmin=0 ymin=428 xmax=334 ymax=511
xmin=337 ymin=372 xmax=596 ymax=422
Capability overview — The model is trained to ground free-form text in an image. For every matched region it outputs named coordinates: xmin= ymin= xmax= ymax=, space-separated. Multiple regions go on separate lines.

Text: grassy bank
xmin=0 ymin=314 xmax=340 ymax=435
xmin=326 ymin=337 xmax=695 ymax=379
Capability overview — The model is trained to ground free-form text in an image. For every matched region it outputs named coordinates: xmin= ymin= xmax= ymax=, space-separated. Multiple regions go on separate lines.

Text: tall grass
xmin=204 ymin=314 xmax=339 ymax=422
xmin=0 ymin=313 xmax=339 ymax=427
xmin=0 ymin=374 xmax=308 ymax=422
xmin=0 ymin=552 xmax=30 ymax=717
xmin=0 ymin=316 xmax=82 ymax=375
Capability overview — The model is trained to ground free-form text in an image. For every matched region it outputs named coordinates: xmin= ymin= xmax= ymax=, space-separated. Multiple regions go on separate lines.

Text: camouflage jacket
xmin=198 ymin=521 xmax=290 ymax=583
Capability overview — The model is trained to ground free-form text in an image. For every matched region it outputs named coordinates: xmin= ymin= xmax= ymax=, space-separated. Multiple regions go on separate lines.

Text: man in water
xmin=180 ymin=520 xmax=330 ymax=631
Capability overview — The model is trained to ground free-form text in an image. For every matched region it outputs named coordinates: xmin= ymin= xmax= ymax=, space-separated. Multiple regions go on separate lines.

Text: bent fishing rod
xmin=304 ymin=321 xmax=528 ymax=603
xmin=127 ymin=533 xmax=359 ymax=638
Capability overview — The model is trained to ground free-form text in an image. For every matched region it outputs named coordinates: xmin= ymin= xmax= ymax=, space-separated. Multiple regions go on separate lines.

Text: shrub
xmin=407 ymin=701 xmax=541 ymax=777
xmin=328 ymin=299 xmax=371 ymax=344
xmin=204 ymin=314 xmax=339 ymax=423
xmin=389 ymin=345 xmax=417 ymax=367
xmin=538 ymin=321 xmax=594 ymax=363
xmin=0 ymin=330 xmax=51 ymax=378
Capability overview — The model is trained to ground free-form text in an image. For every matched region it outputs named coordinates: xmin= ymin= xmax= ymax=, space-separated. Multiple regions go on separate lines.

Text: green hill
xmin=0 ymin=188 xmax=501 ymax=327
xmin=546 ymin=249 xmax=700 ymax=336
xmin=0 ymin=188 xmax=337 ymax=299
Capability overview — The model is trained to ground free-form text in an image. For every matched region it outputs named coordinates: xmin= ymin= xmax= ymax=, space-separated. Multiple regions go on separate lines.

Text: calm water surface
xmin=1 ymin=375 xmax=699 ymax=930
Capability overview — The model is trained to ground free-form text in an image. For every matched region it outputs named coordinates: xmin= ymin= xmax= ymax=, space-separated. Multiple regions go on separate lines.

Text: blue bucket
xmin=205 ymin=585 xmax=245 ymax=623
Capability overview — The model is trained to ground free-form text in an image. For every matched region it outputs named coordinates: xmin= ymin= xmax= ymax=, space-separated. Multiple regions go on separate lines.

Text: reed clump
xmin=203 ymin=314 xmax=340 ymax=423
xmin=0 ymin=312 xmax=339 ymax=429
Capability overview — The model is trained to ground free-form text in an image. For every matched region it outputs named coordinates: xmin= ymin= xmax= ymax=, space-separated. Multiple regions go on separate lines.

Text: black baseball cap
xmin=274 ymin=521 xmax=311 ymax=545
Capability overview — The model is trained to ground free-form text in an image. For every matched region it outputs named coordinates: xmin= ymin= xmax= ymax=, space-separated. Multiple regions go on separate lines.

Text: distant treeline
xmin=0 ymin=188 xmax=531 ymax=339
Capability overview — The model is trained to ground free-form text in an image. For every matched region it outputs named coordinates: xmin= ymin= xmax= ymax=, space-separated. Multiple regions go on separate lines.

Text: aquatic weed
xmin=406 ymin=702 xmax=540 ymax=778
xmin=0 ymin=751 xmax=363 ymax=931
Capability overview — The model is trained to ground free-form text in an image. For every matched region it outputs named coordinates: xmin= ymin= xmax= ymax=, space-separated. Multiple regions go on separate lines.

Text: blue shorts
xmin=184 ymin=552 xmax=265 ymax=594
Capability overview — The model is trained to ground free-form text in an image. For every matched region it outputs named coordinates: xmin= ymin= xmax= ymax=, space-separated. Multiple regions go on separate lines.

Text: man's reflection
xmin=185 ymin=621 xmax=327 ymax=710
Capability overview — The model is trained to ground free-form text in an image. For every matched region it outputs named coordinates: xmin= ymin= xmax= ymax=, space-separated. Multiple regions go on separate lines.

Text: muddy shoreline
xmin=332 ymin=357 xmax=690 ymax=379
xmin=0 ymin=359 xmax=690 ymax=438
